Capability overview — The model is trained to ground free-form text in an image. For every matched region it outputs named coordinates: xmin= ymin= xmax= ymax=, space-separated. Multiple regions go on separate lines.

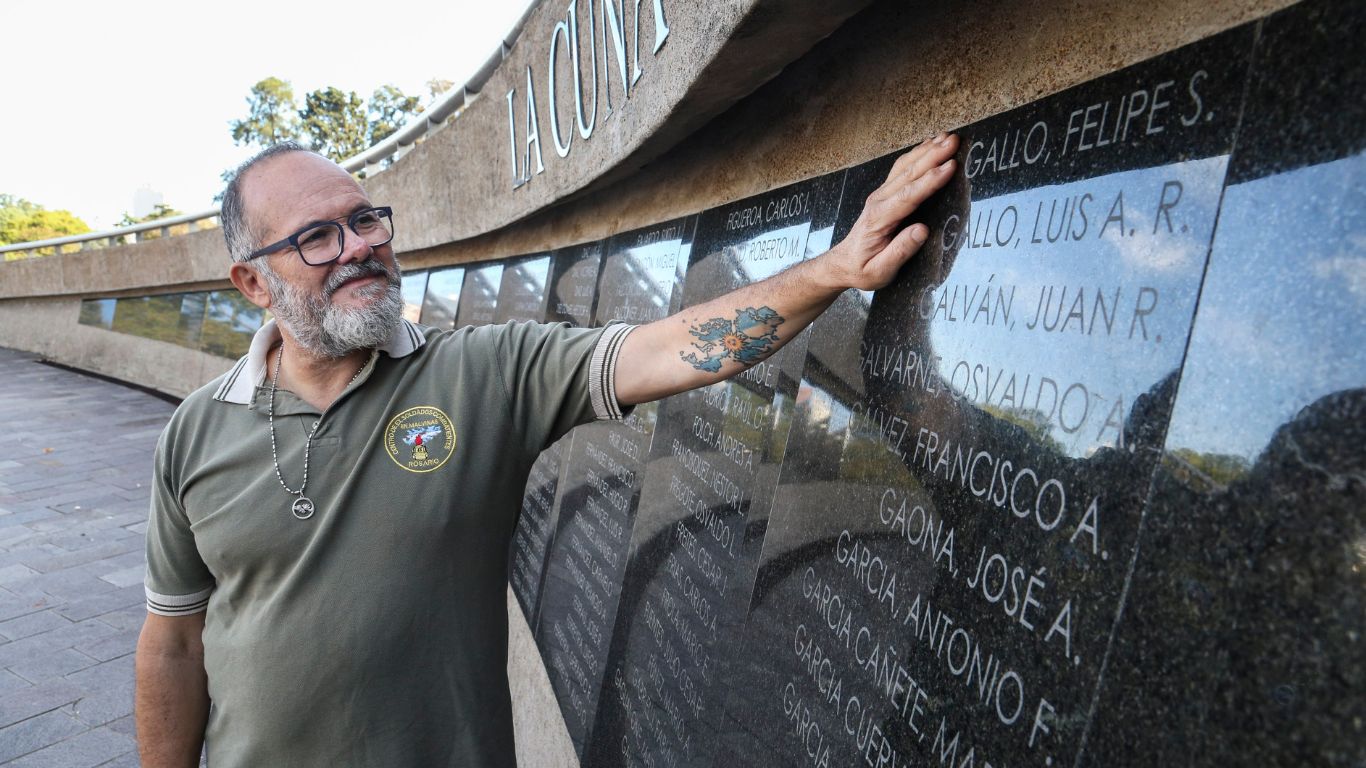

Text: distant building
xmin=132 ymin=185 xmax=163 ymax=219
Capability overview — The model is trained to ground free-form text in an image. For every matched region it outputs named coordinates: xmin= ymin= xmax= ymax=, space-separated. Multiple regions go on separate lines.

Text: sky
xmin=1 ymin=0 xmax=534 ymax=229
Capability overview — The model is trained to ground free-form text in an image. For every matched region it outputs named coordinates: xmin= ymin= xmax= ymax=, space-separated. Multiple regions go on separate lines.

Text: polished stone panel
xmin=421 ymin=266 xmax=465 ymax=330
xmin=77 ymin=298 xmax=116 ymax=330
xmin=454 ymin=261 xmax=503 ymax=328
xmin=545 ymin=242 xmax=605 ymax=327
xmin=200 ymin=291 xmax=265 ymax=359
xmin=718 ymin=23 xmax=1253 ymax=768
xmin=535 ymin=217 xmax=697 ymax=757
xmin=1084 ymin=2 xmax=1365 ymax=764
xmin=516 ymin=5 xmax=1360 ymax=765
xmin=583 ymin=172 xmax=846 ymax=768
xmin=513 ymin=435 xmax=571 ymax=620
xmin=494 ymin=254 xmax=553 ymax=324
xmin=401 ymin=270 xmax=428 ymax=324
xmin=511 ymin=244 xmax=607 ymax=621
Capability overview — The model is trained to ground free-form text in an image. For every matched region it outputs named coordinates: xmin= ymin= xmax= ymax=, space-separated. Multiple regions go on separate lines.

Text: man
xmin=135 ymin=132 xmax=960 ymax=767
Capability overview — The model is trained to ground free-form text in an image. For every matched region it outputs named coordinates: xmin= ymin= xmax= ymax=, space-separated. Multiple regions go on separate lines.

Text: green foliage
xmin=368 ymin=84 xmax=423 ymax=144
xmin=426 ymin=79 xmax=455 ymax=101
xmin=117 ymin=203 xmax=186 ymax=240
xmin=300 ymin=87 xmax=370 ymax=162
xmin=118 ymin=203 xmax=182 ymax=227
xmin=1168 ymin=448 xmax=1251 ymax=487
xmin=230 ymin=77 xmax=300 ymax=147
xmin=0 ymin=195 xmax=91 ymax=258
xmin=230 ymin=78 xmax=428 ymax=163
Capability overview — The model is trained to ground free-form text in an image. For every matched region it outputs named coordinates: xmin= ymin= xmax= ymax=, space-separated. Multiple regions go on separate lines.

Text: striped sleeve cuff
xmin=588 ymin=323 xmax=636 ymax=421
xmin=145 ymin=584 xmax=213 ymax=617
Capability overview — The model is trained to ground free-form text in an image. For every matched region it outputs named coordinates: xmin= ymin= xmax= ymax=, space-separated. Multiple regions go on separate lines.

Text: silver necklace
xmin=267 ymin=346 xmax=366 ymax=520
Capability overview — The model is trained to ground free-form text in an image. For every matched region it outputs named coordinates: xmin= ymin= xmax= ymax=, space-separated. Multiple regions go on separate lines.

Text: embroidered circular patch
xmin=384 ymin=406 xmax=456 ymax=473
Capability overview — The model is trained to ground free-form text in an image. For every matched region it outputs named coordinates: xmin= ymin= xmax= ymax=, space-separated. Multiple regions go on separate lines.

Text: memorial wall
xmin=0 ymin=0 xmax=1356 ymax=765
xmin=427 ymin=2 xmax=1362 ymax=765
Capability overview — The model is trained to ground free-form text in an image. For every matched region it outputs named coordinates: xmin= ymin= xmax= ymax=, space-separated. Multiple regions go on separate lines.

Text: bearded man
xmin=135 ymin=133 xmax=960 ymax=767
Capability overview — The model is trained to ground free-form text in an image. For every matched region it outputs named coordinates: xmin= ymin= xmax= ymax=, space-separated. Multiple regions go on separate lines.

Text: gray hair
xmin=220 ymin=141 xmax=313 ymax=263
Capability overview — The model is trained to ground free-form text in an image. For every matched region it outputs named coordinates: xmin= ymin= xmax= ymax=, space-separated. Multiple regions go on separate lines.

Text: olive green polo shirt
xmin=144 ymin=317 xmax=634 ymax=768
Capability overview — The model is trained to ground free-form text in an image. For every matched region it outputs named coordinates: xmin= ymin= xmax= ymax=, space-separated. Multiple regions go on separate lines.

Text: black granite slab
xmin=454 ymin=261 xmax=503 ymax=328
xmin=1084 ymin=2 xmax=1365 ymax=765
xmin=719 ymin=23 xmax=1254 ymax=768
xmin=400 ymin=270 xmax=428 ymax=324
xmin=546 ymin=242 xmax=606 ymax=327
xmin=494 ymin=254 xmax=553 ymax=324
xmin=583 ymin=172 xmax=847 ymax=768
xmin=513 ymin=434 xmax=571 ymax=620
xmin=420 ymin=266 xmax=465 ymax=330
xmin=511 ymin=244 xmax=608 ymax=622
xmin=535 ymin=217 xmax=697 ymax=756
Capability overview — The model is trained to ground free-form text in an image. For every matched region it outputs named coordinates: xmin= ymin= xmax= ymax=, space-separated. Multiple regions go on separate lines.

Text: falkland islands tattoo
xmin=680 ymin=306 xmax=785 ymax=372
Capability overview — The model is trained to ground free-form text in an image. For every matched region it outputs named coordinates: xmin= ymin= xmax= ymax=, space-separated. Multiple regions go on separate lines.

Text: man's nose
xmin=335 ymin=225 xmax=374 ymax=265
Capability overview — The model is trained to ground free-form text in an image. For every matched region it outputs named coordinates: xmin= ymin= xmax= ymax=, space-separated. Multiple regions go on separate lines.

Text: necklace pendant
xmin=291 ymin=496 xmax=316 ymax=520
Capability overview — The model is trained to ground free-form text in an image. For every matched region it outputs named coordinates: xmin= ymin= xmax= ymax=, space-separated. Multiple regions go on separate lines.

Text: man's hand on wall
xmin=615 ymin=132 xmax=960 ymax=407
xmin=819 ymin=132 xmax=959 ymax=292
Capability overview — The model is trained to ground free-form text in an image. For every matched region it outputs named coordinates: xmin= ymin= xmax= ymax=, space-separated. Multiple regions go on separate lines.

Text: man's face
xmin=241 ymin=152 xmax=404 ymax=358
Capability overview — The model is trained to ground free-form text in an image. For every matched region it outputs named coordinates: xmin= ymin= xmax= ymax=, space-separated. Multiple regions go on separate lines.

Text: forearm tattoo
xmin=679 ymin=306 xmax=786 ymax=372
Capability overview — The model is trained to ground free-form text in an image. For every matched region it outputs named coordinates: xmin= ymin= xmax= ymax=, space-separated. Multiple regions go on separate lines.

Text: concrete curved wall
xmin=0 ymin=0 xmax=1297 ymax=763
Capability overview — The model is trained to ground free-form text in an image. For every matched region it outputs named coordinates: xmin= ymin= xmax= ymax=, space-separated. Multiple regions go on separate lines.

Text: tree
xmin=0 ymin=195 xmax=41 ymax=242
xmin=368 ymin=84 xmax=423 ymax=144
xmin=230 ymin=78 xmax=429 ymax=164
xmin=300 ymin=87 xmax=369 ymax=162
xmin=426 ymin=79 xmax=455 ymax=102
xmin=0 ymin=195 xmax=91 ymax=258
xmin=117 ymin=203 xmax=186 ymax=240
xmin=230 ymin=77 xmax=300 ymax=147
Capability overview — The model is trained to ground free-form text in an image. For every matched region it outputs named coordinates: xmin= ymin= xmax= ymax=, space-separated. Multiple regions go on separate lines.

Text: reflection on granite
xmin=421 ymin=267 xmax=465 ymax=330
xmin=1086 ymin=2 xmax=1365 ymax=765
xmin=494 ymin=254 xmax=552 ymax=324
xmin=584 ymin=174 xmax=844 ymax=768
xmin=535 ymin=218 xmax=697 ymax=757
xmin=723 ymin=20 xmax=1254 ymax=768
xmin=400 ymin=270 xmax=427 ymax=324
xmin=546 ymin=243 xmax=605 ymax=327
xmin=512 ymin=435 xmax=568 ymax=622
xmin=432 ymin=2 xmax=1360 ymax=763
xmin=511 ymin=244 xmax=609 ymax=623
xmin=454 ymin=261 xmax=503 ymax=328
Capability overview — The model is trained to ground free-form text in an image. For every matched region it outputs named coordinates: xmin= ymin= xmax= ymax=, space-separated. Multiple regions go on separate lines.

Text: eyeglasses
xmin=246 ymin=206 xmax=395 ymax=266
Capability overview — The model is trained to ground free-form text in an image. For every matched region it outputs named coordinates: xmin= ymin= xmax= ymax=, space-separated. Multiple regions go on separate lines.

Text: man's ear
xmin=229 ymin=262 xmax=272 ymax=310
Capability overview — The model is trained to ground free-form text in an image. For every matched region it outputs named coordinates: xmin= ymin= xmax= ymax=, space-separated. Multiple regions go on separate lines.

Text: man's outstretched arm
xmin=136 ymin=612 xmax=209 ymax=768
xmin=615 ymin=133 xmax=959 ymax=406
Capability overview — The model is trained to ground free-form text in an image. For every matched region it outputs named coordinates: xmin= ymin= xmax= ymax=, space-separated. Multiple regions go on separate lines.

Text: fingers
xmin=861 ymin=223 xmax=930 ymax=289
xmin=884 ymin=133 xmax=958 ymax=196
xmin=874 ymin=133 xmax=958 ymax=201
xmin=885 ymin=157 xmax=956 ymax=220
xmin=885 ymin=133 xmax=945 ymax=178
xmin=861 ymin=135 xmax=959 ymax=235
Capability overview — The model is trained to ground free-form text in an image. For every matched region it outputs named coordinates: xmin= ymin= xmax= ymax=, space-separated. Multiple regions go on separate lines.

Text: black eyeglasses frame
xmin=244 ymin=206 xmax=395 ymax=266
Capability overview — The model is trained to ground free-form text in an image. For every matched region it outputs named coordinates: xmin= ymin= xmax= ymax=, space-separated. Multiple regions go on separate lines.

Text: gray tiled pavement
xmin=0 ymin=347 xmax=176 ymax=767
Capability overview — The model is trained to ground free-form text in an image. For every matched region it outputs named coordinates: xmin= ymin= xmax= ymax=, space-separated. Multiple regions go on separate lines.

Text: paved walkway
xmin=0 ymin=347 xmax=176 ymax=767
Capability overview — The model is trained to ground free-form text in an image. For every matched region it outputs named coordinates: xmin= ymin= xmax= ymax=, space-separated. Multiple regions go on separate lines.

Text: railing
xmin=0 ymin=1 xmax=536 ymax=262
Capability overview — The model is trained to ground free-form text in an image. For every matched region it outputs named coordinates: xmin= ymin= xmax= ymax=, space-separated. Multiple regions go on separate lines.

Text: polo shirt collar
xmin=212 ymin=317 xmax=426 ymax=405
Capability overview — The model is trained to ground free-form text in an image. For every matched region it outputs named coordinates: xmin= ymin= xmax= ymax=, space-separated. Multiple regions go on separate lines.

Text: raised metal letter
xmin=651 ymin=0 xmax=669 ymax=53
xmin=601 ymin=0 xmax=629 ymax=113
xmin=572 ymin=0 xmax=599 ymax=139
xmin=548 ymin=17 xmax=573 ymax=158
xmin=506 ymin=88 xmax=523 ymax=186
xmin=523 ymin=67 xmax=545 ymax=176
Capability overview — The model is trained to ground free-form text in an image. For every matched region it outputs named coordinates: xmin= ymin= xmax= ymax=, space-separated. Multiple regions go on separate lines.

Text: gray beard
xmin=257 ymin=257 xmax=405 ymax=359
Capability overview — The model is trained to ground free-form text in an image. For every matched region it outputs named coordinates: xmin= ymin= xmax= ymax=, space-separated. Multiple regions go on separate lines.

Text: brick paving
xmin=0 ymin=347 xmax=177 ymax=767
